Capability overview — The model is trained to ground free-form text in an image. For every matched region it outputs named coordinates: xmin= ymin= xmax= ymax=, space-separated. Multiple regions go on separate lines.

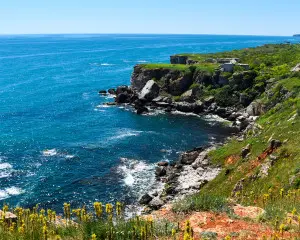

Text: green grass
xmin=139 ymin=63 xmax=192 ymax=72
xmin=172 ymin=193 xmax=229 ymax=213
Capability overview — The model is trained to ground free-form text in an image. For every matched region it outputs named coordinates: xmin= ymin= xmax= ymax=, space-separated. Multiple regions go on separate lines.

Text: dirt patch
xmin=232 ymin=204 xmax=264 ymax=220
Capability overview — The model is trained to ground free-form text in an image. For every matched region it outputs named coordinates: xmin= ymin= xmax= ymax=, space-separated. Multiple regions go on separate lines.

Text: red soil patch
xmin=225 ymin=155 xmax=240 ymax=165
xmin=232 ymin=204 xmax=264 ymax=219
xmin=146 ymin=204 xmax=294 ymax=240
xmin=188 ymin=211 xmax=273 ymax=239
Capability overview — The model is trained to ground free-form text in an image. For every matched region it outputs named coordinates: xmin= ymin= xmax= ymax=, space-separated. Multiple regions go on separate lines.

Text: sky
xmin=0 ymin=0 xmax=299 ymax=36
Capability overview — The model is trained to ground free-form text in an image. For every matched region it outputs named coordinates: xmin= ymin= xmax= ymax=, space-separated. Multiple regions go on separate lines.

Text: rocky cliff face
xmin=131 ymin=65 xmax=194 ymax=96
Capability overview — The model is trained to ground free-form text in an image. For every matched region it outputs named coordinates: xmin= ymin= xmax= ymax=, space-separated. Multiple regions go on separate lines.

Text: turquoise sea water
xmin=0 ymin=34 xmax=298 ymax=211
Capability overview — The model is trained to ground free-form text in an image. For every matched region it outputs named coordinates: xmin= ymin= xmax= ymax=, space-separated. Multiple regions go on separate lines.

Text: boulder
xmin=108 ymin=88 xmax=116 ymax=95
xmin=148 ymin=197 xmax=164 ymax=210
xmin=246 ymin=101 xmax=264 ymax=116
xmin=241 ymin=144 xmax=251 ymax=158
xmin=193 ymin=100 xmax=204 ymax=114
xmin=116 ymin=85 xmax=131 ymax=95
xmin=157 ymin=161 xmax=169 ymax=167
xmin=180 ymin=89 xmax=194 ymax=103
xmin=139 ymin=80 xmax=160 ymax=101
xmin=168 ymin=75 xmax=193 ymax=96
xmin=115 ymin=93 xmax=130 ymax=104
xmin=99 ymin=90 xmax=107 ymax=95
xmin=270 ymin=139 xmax=282 ymax=149
xmin=179 ymin=150 xmax=200 ymax=165
xmin=175 ymin=102 xmax=194 ymax=112
xmin=204 ymin=96 xmax=215 ymax=106
xmin=139 ymin=193 xmax=153 ymax=205
xmin=136 ymin=106 xmax=148 ymax=115
xmin=155 ymin=167 xmax=167 ymax=177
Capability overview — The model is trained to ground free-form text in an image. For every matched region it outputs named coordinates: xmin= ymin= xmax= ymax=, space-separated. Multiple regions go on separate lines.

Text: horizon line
xmin=0 ymin=33 xmax=293 ymax=38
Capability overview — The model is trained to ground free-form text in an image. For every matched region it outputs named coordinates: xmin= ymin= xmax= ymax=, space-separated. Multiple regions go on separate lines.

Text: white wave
xmin=109 ymin=130 xmax=143 ymax=140
xmin=118 ymin=158 xmax=155 ymax=190
xmin=202 ymin=114 xmax=231 ymax=125
xmin=96 ymin=104 xmax=112 ymax=108
xmin=171 ymin=110 xmax=200 ymax=117
xmin=5 ymin=187 xmax=23 ymax=196
xmin=0 ymin=163 xmax=12 ymax=170
xmin=0 ymin=187 xmax=24 ymax=200
xmin=144 ymin=109 xmax=166 ymax=116
xmin=137 ymin=60 xmax=148 ymax=63
xmin=65 ymin=155 xmax=75 ymax=159
xmin=100 ymin=63 xmax=115 ymax=66
xmin=42 ymin=149 xmax=57 ymax=156
xmin=94 ymin=108 xmax=106 ymax=112
xmin=0 ymin=190 xmax=8 ymax=200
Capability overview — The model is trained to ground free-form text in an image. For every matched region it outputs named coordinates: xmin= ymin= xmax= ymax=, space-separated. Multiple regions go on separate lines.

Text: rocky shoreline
xmin=97 ymin=56 xmax=267 ymax=212
xmin=98 ymin=85 xmax=262 ymax=213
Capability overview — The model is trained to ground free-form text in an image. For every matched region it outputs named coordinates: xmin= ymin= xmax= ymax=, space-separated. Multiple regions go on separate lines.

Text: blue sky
xmin=1 ymin=0 xmax=299 ymax=35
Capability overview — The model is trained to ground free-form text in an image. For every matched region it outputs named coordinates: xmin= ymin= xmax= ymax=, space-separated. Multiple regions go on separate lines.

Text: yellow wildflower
xmin=105 ymin=203 xmax=113 ymax=214
xmin=91 ymin=233 xmax=97 ymax=240
xmin=93 ymin=202 xmax=103 ymax=218
xmin=116 ymin=202 xmax=122 ymax=216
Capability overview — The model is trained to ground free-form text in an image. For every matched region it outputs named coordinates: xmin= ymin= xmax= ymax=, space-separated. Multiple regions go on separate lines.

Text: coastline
xmin=100 ymin=88 xmax=255 ymax=214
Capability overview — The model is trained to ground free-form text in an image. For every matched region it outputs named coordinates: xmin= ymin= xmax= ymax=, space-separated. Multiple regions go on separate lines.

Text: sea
xmin=0 ymin=34 xmax=298 ymax=212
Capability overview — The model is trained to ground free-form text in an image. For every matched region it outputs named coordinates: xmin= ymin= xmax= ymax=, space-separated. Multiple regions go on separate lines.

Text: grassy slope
xmin=171 ymin=44 xmax=300 ymax=232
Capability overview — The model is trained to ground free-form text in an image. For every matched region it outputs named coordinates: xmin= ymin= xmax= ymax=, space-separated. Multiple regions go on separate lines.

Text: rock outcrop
xmin=139 ymin=80 xmax=160 ymax=101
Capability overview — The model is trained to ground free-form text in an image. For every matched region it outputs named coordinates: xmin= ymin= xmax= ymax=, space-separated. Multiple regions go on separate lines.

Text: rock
xmin=180 ymin=89 xmax=194 ymax=103
xmin=99 ymin=90 xmax=107 ymax=95
xmin=291 ymin=63 xmax=300 ymax=72
xmin=175 ymin=102 xmax=194 ymax=112
xmin=270 ymin=139 xmax=282 ymax=149
xmin=108 ymin=88 xmax=116 ymax=95
xmin=155 ymin=167 xmax=167 ymax=177
xmin=136 ymin=106 xmax=148 ymax=115
xmin=204 ymin=96 xmax=215 ymax=106
xmin=232 ymin=178 xmax=245 ymax=197
xmin=193 ymin=100 xmax=204 ymax=114
xmin=139 ymin=193 xmax=153 ymax=205
xmin=139 ymin=80 xmax=160 ymax=101
xmin=0 ymin=210 xmax=17 ymax=222
xmin=152 ymin=96 xmax=164 ymax=102
xmin=241 ymin=144 xmax=251 ymax=158
xmin=157 ymin=161 xmax=169 ymax=167
xmin=105 ymin=102 xmax=117 ymax=106
xmin=179 ymin=150 xmax=200 ymax=165
xmin=246 ymin=101 xmax=264 ymax=116
xmin=116 ymin=85 xmax=131 ymax=95
xmin=168 ymin=75 xmax=193 ymax=96
xmin=115 ymin=93 xmax=130 ymax=103
xmin=239 ymin=93 xmax=251 ymax=107
xmin=148 ymin=197 xmax=164 ymax=210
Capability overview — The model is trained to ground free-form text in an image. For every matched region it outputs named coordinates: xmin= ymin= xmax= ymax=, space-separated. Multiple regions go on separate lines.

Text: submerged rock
xmin=99 ymin=90 xmax=107 ymax=95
